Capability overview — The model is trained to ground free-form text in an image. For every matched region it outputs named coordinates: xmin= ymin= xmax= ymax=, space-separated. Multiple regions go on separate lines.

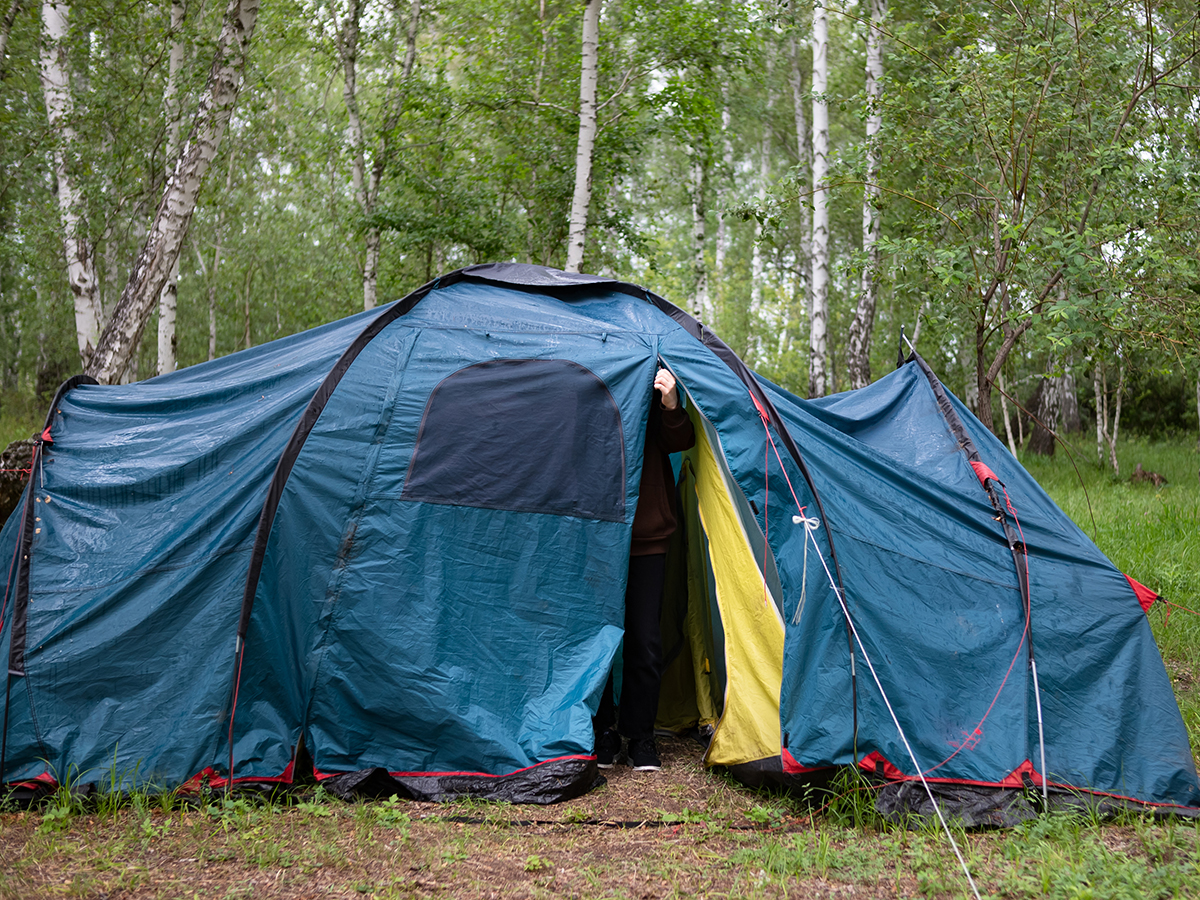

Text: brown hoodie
xmin=630 ymin=400 xmax=695 ymax=556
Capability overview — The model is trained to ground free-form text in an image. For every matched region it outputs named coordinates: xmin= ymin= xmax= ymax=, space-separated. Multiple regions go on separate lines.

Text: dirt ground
xmin=0 ymin=735 xmax=950 ymax=899
xmin=2 ymin=734 xmax=1189 ymax=899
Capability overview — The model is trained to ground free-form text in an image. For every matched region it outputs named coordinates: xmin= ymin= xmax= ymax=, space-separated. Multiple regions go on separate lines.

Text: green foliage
xmin=523 ymin=853 xmax=553 ymax=872
xmin=1 ymin=0 xmax=1195 ymax=411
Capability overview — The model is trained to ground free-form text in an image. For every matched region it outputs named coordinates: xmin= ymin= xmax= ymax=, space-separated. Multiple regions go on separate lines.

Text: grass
xmin=0 ymin=432 xmax=1198 ymax=897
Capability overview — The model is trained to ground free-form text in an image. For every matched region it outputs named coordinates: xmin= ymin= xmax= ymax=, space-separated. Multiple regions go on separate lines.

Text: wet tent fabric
xmin=758 ymin=362 xmax=1200 ymax=810
xmin=0 ymin=266 xmax=800 ymax=801
xmin=241 ymin=280 xmax=664 ymax=789
xmin=0 ymin=275 xmax=697 ymax=795
xmin=0 ymin=310 xmax=379 ymax=789
xmin=1 ymin=261 xmax=1197 ymax=815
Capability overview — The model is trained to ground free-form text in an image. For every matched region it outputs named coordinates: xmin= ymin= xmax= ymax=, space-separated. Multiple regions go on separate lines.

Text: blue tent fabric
xmin=1 ymin=264 xmax=1196 ymax=815
xmin=761 ymin=362 xmax=1200 ymax=811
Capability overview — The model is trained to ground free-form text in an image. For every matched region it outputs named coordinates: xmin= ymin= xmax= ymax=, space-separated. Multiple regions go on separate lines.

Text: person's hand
xmin=654 ymin=368 xmax=680 ymax=410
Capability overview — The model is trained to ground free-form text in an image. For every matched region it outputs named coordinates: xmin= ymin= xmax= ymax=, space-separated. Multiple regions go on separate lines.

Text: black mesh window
xmin=401 ymin=359 xmax=626 ymax=522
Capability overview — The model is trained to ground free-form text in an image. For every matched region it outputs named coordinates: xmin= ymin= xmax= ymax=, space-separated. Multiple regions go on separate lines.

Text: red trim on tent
xmin=313 ymin=754 xmax=595 ymax=782
xmin=1124 ymin=574 xmax=1159 ymax=614
xmin=11 ymin=771 xmax=56 ymax=790
xmin=180 ymin=759 xmax=297 ymax=792
xmin=846 ymin=751 xmax=1200 ymax=812
xmin=782 ymin=748 xmax=828 ymax=775
xmin=0 ymin=771 xmax=58 ymax=792
xmin=969 ymin=460 xmax=999 ymax=487
xmin=858 ymin=751 xmax=1043 ymax=788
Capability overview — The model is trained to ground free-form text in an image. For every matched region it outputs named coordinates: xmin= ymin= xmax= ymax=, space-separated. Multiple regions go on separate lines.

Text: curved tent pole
xmin=227 ymin=263 xmax=654 ymax=783
xmin=225 ymin=271 xmax=461 ymax=787
xmin=226 ymin=264 xmax=857 ymax=783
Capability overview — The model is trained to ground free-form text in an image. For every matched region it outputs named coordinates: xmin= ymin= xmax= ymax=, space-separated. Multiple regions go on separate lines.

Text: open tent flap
xmin=655 ymin=457 xmax=724 ymax=735
xmin=652 ymin=382 xmax=800 ymax=771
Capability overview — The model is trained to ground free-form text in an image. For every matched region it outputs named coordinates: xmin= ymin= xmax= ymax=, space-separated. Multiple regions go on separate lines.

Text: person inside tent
xmin=594 ymin=367 xmax=695 ymax=771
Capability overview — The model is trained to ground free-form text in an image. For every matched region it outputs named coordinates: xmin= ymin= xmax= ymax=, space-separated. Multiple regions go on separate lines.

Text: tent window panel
xmin=401 ymin=358 xmax=626 ymax=522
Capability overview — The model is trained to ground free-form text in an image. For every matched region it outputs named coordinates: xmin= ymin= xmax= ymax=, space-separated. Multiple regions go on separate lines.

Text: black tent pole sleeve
xmin=6 ymin=374 xmax=99 ymax=676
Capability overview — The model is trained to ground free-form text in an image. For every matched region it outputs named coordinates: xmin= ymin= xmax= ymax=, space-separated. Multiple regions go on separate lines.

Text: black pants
xmin=595 ymin=553 xmax=666 ymax=742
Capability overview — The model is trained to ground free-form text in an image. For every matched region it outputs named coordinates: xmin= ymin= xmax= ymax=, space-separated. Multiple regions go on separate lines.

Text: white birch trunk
xmin=714 ymin=97 xmax=732 ymax=279
xmin=157 ymin=0 xmax=187 ymax=375
xmin=335 ymin=0 xmax=379 ymax=310
xmin=846 ymin=0 xmax=884 ymax=390
xmin=809 ymin=4 xmax=829 ymax=398
xmin=243 ymin=268 xmax=252 ymax=349
xmin=999 ymin=371 xmax=1018 ymax=455
xmin=750 ymin=72 xmax=771 ymax=364
xmin=1108 ymin=363 xmax=1124 ymax=475
xmin=564 ymin=0 xmax=600 ymax=273
xmin=789 ymin=33 xmax=811 ymax=329
xmin=690 ymin=154 xmax=710 ymax=321
xmin=40 ymin=0 xmax=103 ymax=369
xmin=359 ymin=0 xmax=421 ymax=310
xmin=86 ymin=0 xmax=261 ymax=384
xmin=1094 ymin=363 xmax=1106 ymax=467
xmin=193 ymin=235 xmax=222 ymax=362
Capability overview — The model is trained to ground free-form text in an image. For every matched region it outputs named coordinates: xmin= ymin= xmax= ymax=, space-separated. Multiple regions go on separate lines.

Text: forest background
xmin=1 ymin=0 xmax=1199 ymax=462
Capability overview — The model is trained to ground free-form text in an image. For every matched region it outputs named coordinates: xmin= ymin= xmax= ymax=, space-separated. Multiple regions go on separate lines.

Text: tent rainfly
xmin=1 ymin=264 xmax=1195 ymax=824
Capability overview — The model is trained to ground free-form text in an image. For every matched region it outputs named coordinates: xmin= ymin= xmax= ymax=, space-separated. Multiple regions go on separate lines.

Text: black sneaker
xmin=595 ymin=729 xmax=621 ymax=769
xmin=627 ymin=737 xmax=661 ymax=772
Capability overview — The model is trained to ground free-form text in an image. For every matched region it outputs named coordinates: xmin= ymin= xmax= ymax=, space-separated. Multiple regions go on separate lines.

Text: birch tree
xmin=788 ymin=31 xmax=810 ymax=332
xmin=40 ymin=0 xmax=102 ymax=369
xmin=845 ymin=0 xmax=884 ymax=390
xmin=1093 ymin=357 xmax=1124 ymax=474
xmin=564 ymin=0 xmax=600 ymax=273
xmin=332 ymin=0 xmax=421 ymax=311
xmin=749 ymin=49 xmax=772 ymax=365
xmin=713 ymin=92 xmax=732 ymax=281
xmin=884 ymin=1 xmax=1199 ymax=431
xmin=808 ymin=1 xmax=828 ymax=397
xmin=86 ymin=0 xmax=261 ymax=384
xmin=689 ymin=149 xmax=711 ymax=321
xmin=156 ymin=0 xmax=188 ymax=375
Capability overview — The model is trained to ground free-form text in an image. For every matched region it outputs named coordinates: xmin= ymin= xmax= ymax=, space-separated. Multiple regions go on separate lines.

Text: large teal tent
xmin=1 ymin=264 xmax=1195 ymax=819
